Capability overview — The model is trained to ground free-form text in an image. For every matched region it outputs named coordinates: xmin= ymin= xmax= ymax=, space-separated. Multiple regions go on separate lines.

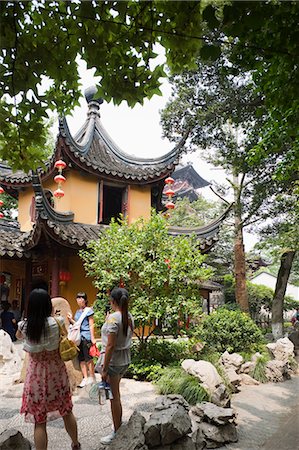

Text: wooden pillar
xmin=51 ymin=254 xmax=59 ymax=297
xmin=24 ymin=259 xmax=32 ymax=317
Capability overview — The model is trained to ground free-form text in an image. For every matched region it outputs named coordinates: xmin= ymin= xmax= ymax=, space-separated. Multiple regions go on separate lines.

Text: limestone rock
xmin=287 ymin=331 xmax=299 ymax=349
xmin=265 ymin=360 xmax=291 ymax=382
xmin=108 ymin=411 xmax=147 ymax=450
xmin=0 ymin=429 xmax=31 ymax=449
xmin=190 ymin=402 xmax=236 ymax=426
xmin=181 ymin=360 xmax=222 ymax=394
xmin=0 ymin=330 xmax=22 ymax=376
xmin=266 ymin=337 xmax=294 ymax=362
xmin=195 ymin=422 xmax=238 ymax=448
xmin=153 ymin=436 xmax=198 ymax=450
xmin=219 ymin=351 xmax=243 ymax=372
xmin=223 ymin=368 xmax=241 ymax=392
xmin=239 ymin=373 xmax=260 ymax=385
xmin=240 ymin=361 xmax=254 ymax=374
xmin=210 ymin=384 xmax=231 ymax=408
xmin=144 ymin=395 xmax=191 ymax=447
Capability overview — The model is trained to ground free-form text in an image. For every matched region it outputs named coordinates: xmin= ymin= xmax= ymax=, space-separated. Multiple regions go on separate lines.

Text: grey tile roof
xmin=0 ymin=100 xmax=188 ymax=185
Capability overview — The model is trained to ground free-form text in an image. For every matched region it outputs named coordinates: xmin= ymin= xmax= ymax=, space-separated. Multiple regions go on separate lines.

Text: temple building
xmin=163 ymin=162 xmax=210 ymax=202
xmin=0 ymin=90 xmax=229 ymax=313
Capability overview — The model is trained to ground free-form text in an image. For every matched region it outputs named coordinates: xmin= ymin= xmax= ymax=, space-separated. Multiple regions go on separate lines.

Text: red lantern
xmin=165 ymin=177 xmax=174 ymax=185
xmin=165 ymin=201 xmax=175 ymax=210
xmin=54 ymin=160 xmax=67 ymax=171
xmin=54 ymin=188 xmax=64 ymax=198
xmin=0 ymin=200 xmax=3 ymax=207
xmin=165 ymin=188 xmax=175 ymax=197
xmin=54 ymin=174 xmax=66 ymax=184
xmin=0 ymin=187 xmax=4 ymax=194
xmin=59 ymin=270 xmax=71 ymax=283
xmin=0 ymin=213 xmax=3 ymax=219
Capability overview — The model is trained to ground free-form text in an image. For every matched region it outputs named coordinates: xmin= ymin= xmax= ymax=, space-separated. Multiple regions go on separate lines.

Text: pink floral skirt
xmin=21 ymin=349 xmax=73 ymax=423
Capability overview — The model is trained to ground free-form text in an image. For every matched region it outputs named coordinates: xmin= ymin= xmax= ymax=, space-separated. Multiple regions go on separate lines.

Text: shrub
xmin=126 ymin=361 xmax=164 ymax=381
xmin=250 ymin=355 xmax=269 ymax=383
xmin=126 ymin=338 xmax=194 ymax=381
xmin=197 ymin=308 xmax=264 ymax=353
xmin=154 ymin=366 xmax=209 ymax=405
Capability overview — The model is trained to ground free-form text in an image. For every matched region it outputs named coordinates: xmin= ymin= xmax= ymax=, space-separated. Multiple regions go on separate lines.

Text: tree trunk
xmin=272 ymin=250 xmax=296 ymax=340
xmin=233 ymin=176 xmax=249 ymax=313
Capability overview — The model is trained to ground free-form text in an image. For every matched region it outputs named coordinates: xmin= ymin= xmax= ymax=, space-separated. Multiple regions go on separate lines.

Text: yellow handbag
xmin=55 ymin=318 xmax=79 ymax=362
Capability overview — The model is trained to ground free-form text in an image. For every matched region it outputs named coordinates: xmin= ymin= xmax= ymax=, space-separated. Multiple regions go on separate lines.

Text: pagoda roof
xmin=172 ymin=163 xmax=210 ymax=189
xmin=0 ymin=91 xmax=188 ymax=187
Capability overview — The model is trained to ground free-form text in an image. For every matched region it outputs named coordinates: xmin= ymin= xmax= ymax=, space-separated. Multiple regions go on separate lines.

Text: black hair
xmin=110 ymin=287 xmax=130 ymax=335
xmin=26 ymin=289 xmax=52 ymax=343
xmin=76 ymin=292 xmax=88 ymax=305
xmin=2 ymin=302 xmax=10 ymax=312
xmin=31 ymin=278 xmax=49 ymax=292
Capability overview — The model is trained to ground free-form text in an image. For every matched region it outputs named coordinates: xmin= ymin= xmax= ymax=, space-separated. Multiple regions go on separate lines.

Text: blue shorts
xmin=95 ymin=354 xmax=128 ymax=377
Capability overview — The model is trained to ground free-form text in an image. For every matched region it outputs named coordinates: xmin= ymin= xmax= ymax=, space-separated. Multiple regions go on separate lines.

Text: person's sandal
xmin=71 ymin=443 xmax=81 ymax=449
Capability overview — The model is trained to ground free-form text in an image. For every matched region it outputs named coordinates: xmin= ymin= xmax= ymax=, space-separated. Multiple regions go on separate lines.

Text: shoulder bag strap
xmin=75 ymin=307 xmax=92 ymax=327
xmin=54 ymin=317 xmax=65 ymax=337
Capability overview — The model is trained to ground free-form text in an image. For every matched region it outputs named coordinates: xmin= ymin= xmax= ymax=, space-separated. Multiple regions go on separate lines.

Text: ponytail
xmin=110 ymin=287 xmax=131 ymax=336
xmin=120 ymin=294 xmax=129 ymax=336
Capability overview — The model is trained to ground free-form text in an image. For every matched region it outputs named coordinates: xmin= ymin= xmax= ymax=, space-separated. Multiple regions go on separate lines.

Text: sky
xmin=62 ymin=61 xmax=258 ymax=251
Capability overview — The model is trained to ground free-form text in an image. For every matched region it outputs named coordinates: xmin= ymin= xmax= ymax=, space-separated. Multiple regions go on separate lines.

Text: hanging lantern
xmin=165 ymin=201 xmax=175 ymax=209
xmin=54 ymin=159 xmax=67 ymax=172
xmin=0 ymin=200 xmax=3 ymax=207
xmin=59 ymin=269 xmax=71 ymax=286
xmin=54 ymin=174 xmax=66 ymax=184
xmin=164 ymin=176 xmax=175 ymax=211
xmin=0 ymin=212 xmax=4 ymax=219
xmin=54 ymin=188 xmax=65 ymax=199
xmin=0 ymin=187 xmax=4 ymax=194
xmin=54 ymin=159 xmax=67 ymax=201
xmin=165 ymin=177 xmax=174 ymax=185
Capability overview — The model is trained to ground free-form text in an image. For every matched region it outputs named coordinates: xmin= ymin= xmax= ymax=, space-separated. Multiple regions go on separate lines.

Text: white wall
xmin=251 ymin=272 xmax=299 ymax=301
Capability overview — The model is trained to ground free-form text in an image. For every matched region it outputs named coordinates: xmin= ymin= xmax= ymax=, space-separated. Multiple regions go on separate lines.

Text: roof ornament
xmin=84 ymin=86 xmax=104 ymax=106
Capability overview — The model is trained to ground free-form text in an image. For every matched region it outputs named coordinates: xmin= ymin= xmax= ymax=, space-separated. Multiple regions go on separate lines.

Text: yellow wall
xmin=127 ymin=185 xmax=151 ymax=224
xmin=58 ymin=254 xmax=97 ymax=313
xmin=18 ymin=188 xmax=35 ymax=231
xmin=45 ymin=171 xmax=99 ymax=224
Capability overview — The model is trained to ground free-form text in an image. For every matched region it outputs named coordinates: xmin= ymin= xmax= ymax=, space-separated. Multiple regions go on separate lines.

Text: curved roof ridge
xmin=168 ymin=203 xmax=233 ymax=237
xmin=61 ymin=99 xmax=188 ymax=165
xmin=94 ymin=115 xmax=188 ymax=166
xmin=32 ymin=174 xmax=74 ymax=223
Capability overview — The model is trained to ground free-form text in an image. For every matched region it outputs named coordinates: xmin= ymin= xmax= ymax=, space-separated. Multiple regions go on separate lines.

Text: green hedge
xmin=197 ymin=308 xmax=264 ymax=353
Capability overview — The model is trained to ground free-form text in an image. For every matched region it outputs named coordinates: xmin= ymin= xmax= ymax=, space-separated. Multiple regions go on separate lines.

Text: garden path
xmin=0 ymin=371 xmax=298 ymax=449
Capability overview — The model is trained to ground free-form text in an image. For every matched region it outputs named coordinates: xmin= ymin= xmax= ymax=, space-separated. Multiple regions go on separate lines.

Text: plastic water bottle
xmin=98 ymin=381 xmax=107 ymax=405
xmin=98 ymin=381 xmax=113 ymax=404
xmin=105 ymin=382 xmax=113 ymax=400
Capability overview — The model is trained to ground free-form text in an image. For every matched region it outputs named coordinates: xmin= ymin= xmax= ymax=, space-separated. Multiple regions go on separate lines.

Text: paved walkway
xmin=1 ymin=372 xmax=299 ymax=449
xmin=225 ymin=375 xmax=299 ymax=450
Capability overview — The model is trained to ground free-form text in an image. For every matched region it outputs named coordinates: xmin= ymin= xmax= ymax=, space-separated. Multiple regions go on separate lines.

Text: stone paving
xmin=1 ymin=371 xmax=299 ymax=449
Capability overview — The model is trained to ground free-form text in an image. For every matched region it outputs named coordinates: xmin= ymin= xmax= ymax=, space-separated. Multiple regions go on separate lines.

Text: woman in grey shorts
xmin=98 ymin=287 xmax=134 ymax=445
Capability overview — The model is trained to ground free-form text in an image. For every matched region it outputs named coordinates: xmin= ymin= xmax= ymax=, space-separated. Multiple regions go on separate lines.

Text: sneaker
xmin=100 ymin=432 xmax=116 ymax=445
xmin=86 ymin=376 xmax=96 ymax=385
xmin=77 ymin=378 xmax=87 ymax=388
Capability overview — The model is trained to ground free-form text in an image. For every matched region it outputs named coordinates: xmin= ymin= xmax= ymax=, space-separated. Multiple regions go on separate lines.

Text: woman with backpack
xmin=67 ymin=292 xmax=96 ymax=388
xmin=16 ymin=288 xmax=80 ymax=450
